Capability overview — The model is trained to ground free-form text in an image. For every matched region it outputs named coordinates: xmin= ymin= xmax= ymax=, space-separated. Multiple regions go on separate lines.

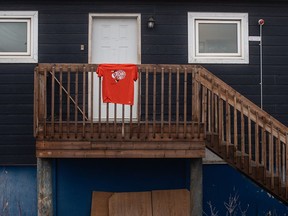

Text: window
xmin=188 ymin=12 xmax=249 ymax=64
xmin=0 ymin=11 xmax=38 ymax=63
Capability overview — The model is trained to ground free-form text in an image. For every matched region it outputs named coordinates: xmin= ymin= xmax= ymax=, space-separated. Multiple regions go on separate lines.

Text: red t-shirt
xmin=96 ymin=64 xmax=138 ymax=105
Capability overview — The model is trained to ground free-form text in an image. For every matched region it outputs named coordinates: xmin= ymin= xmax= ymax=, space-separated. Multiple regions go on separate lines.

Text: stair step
xmin=205 ymin=134 xmax=288 ymax=204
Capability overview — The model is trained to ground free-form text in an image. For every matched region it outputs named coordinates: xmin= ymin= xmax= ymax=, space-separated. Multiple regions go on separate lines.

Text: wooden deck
xmin=34 ymin=64 xmax=206 ymax=158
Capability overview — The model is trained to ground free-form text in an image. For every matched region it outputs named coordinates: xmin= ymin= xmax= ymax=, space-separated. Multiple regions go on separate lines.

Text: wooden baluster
xmin=90 ymin=68 xmax=94 ymax=138
xmin=192 ymin=71 xmax=195 ymax=139
xmin=269 ymin=123 xmax=274 ymax=187
xmin=197 ymin=72 xmax=201 ymax=139
xmin=82 ymin=66 xmax=86 ymax=138
xmin=122 ymin=105 xmax=125 ymax=139
xmin=233 ymin=95 xmax=238 ymax=164
xmin=161 ymin=68 xmax=164 ymax=138
xmin=248 ymin=106 xmax=252 ymax=174
xmin=43 ymin=68 xmax=47 ymax=138
xmin=176 ymin=68 xmax=180 ymax=138
xmin=51 ymin=67 xmax=55 ymax=138
xmin=211 ymin=81 xmax=215 ymax=146
xmin=59 ymin=67 xmax=63 ymax=138
xmin=130 ymin=105 xmax=132 ymax=139
xmin=137 ymin=68 xmax=141 ymax=139
xmin=202 ymin=87 xmax=207 ymax=134
xmin=277 ymin=129 xmax=281 ymax=190
xmin=279 ymin=138 xmax=286 ymax=192
xmin=184 ymin=68 xmax=187 ymax=139
xmin=98 ymin=76 xmax=102 ymax=139
xmin=67 ymin=66 xmax=71 ymax=137
xmin=241 ymin=101 xmax=245 ymax=169
xmin=262 ymin=120 xmax=267 ymax=185
xmin=218 ymin=98 xmax=223 ymax=152
xmin=114 ymin=104 xmax=117 ymax=139
xmin=145 ymin=67 xmax=149 ymax=139
xmin=207 ymin=90 xmax=211 ymax=135
xmin=153 ymin=67 xmax=156 ymax=139
xmin=74 ymin=69 xmax=78 ymax=138
xmin=106 ymin=103 xmax=109 ymax=139
xmin=255 ymin=113 xmax=260 ymax=178
xmin=225 ymin=90 xmax=230 ymax=158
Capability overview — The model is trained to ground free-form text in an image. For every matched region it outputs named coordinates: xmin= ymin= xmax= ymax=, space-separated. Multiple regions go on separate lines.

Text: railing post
xmin=35 ymin=66 xmax=46 ymax=137
xmin=192 ymin=67 xmax=199 ymax=123
xmin=34 ymin=66 xmax=39 ymax=137
xmin=37 ymin=158 xmax=53 ymax=216
xmin=190 ymin=158 xmax=203 ymax=216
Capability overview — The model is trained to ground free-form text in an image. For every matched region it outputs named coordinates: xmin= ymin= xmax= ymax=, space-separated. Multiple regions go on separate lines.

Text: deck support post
xmin=37 ymin=158 xmax=53 ymax=216
xmin=190 ymin=158 xmax=203 ymax=216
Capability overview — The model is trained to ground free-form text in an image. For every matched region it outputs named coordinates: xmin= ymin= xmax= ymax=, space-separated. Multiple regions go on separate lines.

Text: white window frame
xmin=188 ymin=12 xmax=249 ymax=64
xmin=0 ymin=11 xmax=38 ymax=63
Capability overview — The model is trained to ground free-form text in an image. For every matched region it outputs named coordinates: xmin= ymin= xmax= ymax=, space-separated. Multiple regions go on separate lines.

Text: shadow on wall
xmin=0 ymin=166 xmax=37 ymax=216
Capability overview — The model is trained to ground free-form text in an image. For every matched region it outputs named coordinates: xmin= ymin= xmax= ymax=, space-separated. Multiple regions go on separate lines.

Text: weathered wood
xmin=37 ymin=158 xmax=53 ymax=216
xmin=36 ymin=140 xmax=204 ymax=150
xmin=190 ymin=158 xmax=202 ymax=216
xmin=233 ymin=96 xmax=238 ymax=164
xmin=176 ymin=68 xmax=180 ymax=138
xmin=248 ymin=106 xmax=252 ymax=175
xmin=152 ymin=189 xmax=190 ymax=216
xmin=37 ymin=149 xmax=205 ymax=158
xmin=109 ymin=192 xmax=152 ymax=216
xmin=91 ymin=192 xmax=113 ymax=216
xmin=197 ymin=68 xmax=287 ymax=141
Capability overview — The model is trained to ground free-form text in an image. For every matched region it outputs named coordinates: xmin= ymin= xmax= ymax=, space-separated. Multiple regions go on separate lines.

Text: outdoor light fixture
xmin=147 ymin=17 xmax=155 ymax=29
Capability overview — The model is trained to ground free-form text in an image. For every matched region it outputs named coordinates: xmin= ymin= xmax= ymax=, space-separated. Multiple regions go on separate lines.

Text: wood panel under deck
xmin=36 ymin=123 xmax=205 ymax=158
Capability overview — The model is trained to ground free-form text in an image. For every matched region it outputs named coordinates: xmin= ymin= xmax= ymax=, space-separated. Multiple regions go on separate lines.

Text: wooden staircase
xmin=194 ymin=66 xmax=288 ymax=204
xmin=34 ymin=63 xmax=288 ymax=205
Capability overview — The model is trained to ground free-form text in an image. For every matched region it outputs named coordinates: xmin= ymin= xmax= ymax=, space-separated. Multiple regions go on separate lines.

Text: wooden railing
xmin=34 ymin=64 xmax=204 ymax=144
xmin=195 ymin=66 xmax=288 ymax=202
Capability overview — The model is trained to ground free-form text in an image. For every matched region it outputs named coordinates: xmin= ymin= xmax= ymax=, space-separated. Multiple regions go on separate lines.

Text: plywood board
xmin=91 ymin=192 xmax=113 ymax=216
xmin=109 ymin=192 xmax=152 ymax=216
xmin=152 ymin=189 xmax=190 ymax=216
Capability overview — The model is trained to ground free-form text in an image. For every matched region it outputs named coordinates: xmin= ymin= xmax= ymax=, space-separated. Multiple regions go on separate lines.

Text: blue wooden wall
xmin=1 ymin=162 xmax=287 ymax=215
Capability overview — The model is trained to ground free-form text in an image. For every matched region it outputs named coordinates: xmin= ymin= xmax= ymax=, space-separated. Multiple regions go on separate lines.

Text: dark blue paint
xmin=1 ymin=163 xmax=287 ymax=216
xmin=0 ymin=166 xmax=37 ymax=216
xmin=55 ymin=158 xmax=189 ymax=216
xmin=55 ymin=159 xmax=288 ymax=216
xmin=203 ymin=164 xmax=288 ymax=216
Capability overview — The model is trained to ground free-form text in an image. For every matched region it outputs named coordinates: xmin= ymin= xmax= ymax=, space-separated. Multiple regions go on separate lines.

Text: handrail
xmin=196 ymin=66 xmax=287 ymax=138
xmin=195 ymin=65 xmax=288 ymax=202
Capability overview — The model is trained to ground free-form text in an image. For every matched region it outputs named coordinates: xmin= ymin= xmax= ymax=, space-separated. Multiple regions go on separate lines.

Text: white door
xmin=89 ymin=14 xmax=141 ymax=120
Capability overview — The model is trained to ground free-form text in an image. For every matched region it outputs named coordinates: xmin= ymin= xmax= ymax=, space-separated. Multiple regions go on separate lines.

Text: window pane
xmin=198 ymin=23 xmax=238 ymax=53
xmin=0 ymin=22 xmax=27 ymax=52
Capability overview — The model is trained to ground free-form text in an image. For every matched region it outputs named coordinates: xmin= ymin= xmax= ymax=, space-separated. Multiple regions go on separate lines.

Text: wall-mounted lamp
xmin=147 ymin=17 xmax=155 ymax=29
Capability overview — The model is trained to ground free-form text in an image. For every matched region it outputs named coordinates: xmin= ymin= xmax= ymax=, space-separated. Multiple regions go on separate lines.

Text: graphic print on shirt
xmin=111 ymin=69 xmax=126 ymax=82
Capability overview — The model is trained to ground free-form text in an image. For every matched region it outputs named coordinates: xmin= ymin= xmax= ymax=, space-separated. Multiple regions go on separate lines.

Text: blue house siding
xmin=0 ymin=166 xmax=37 ymax=215
xmin=1 ymin=163 xmax=287 ymax=215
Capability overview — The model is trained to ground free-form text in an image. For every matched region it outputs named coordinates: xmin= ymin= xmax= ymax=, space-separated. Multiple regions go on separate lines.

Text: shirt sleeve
xmin=96 ymin=64 xmax=103 ymax=77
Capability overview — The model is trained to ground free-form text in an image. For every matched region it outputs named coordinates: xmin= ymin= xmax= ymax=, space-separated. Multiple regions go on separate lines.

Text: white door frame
xmin=88 ymin=13 xmax=141 ymax=121
xmin=88 ymin=13 xmax=141 ymax=64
